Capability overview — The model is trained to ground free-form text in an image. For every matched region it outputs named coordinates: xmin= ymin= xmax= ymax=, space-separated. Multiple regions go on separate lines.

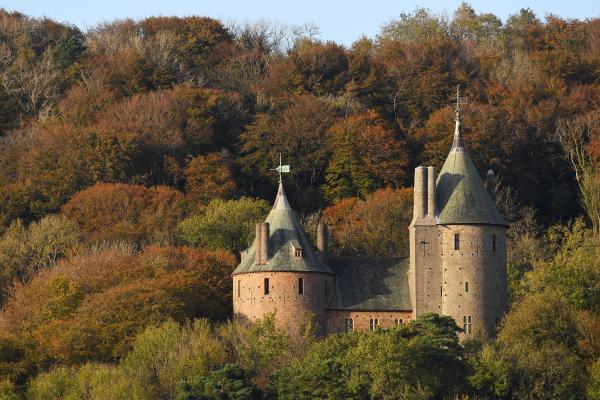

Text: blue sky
xmin=2 ymin=0 xmax=599 ymax=45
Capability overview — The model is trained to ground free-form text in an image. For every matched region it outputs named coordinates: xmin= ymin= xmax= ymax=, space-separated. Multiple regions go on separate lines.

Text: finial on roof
xmin=452 ymin=84 xmax=467 ymax=151
xmin=271 ymin=153 xmax=291 ymax=184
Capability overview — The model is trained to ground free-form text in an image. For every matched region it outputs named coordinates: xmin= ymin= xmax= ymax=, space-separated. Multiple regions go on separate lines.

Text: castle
xmin=232 ymin=106 xmax=508 ymax=338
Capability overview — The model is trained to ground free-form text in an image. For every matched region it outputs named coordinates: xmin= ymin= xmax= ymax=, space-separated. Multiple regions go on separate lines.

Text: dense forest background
xmin=0 ymin=3 xmax=599 ymax=399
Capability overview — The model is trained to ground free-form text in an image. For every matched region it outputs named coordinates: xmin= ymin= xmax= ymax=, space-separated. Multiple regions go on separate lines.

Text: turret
xmin=232 ymin=182 xmax=333 ymax=336
xmin=432 ymin=88 xmax=508 ymax=338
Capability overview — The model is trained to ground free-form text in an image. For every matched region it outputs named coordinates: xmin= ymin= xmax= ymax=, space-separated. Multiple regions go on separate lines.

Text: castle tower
xmin=232 ymin=183 xmax=333 ymax=335
xmin=409 ymin=99 xmax=508 ymax=338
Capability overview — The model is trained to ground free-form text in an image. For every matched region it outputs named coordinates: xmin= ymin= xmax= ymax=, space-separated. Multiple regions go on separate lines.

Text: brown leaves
xmin=0 ymin=244 xmax=235 ymax=366
xmin=61 ymin=183 xmax=189 ymax=245
xmin=323 ymin=188 xmax=413 ymax=257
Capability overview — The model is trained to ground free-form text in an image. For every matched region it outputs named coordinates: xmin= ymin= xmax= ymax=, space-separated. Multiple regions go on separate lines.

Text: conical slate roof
xmin=435 ymin=116 xmax=507 ymax=226
xmin=232 ymin=183 xmax=333 ymax=275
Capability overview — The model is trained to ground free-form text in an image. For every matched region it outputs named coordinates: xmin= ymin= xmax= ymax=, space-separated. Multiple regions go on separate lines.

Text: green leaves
xmin=178 ymin=198 xmax=269 ymax=254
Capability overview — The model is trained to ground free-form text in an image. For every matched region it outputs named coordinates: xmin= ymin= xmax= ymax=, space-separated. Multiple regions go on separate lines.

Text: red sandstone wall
xmin=326 ymin=310 xmax=413 ymax=334
xmin=233 ymin=271 xmax=332 ymax=336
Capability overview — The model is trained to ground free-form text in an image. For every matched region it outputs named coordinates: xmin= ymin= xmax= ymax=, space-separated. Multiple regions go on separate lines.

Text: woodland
xmin=0 ymin=3 xmax=598 ymax=399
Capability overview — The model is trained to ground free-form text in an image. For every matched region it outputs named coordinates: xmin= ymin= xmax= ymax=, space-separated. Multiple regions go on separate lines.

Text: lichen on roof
xmin=232 ymin=183 xmax=332 ymax=275
xmin=436 ymin=118 xmax=507 ymax=226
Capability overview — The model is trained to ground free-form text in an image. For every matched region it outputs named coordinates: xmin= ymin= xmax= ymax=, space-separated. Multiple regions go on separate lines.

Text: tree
xmin=277 ymin=314 xmax=467 ymax=400
xmin=184 ymin=152 xmax=237 ymax=207
xmin=240 ymin=94 xmax=336 ymax=209
xmin=62 ymin=183 xmax=189 ymax=245
xmin=0 ymin=245 xmax=235 ymax=376
xmin=178 ymin=197 xmax=270 ymax=254
xmin=323 ymin=110 xmax=408 ymax=201
xmin=0 ymin=215 xmax=79 ymax=300
xmin=470 ymin=293 xmax=588 ymax=400
xmin=323 ymin=188 xmax=413 ymax=257
xmin=555 ymin=114 xmax=600 ymax=236
xmin=176 ymin=363 xmax=260 ymax=400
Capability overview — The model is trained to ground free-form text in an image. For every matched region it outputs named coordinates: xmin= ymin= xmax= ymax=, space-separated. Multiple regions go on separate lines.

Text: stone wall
xmin=326 ymin=310 xmax=413 ymax=334
xmin=233 ymin=271 xmax=332 ymax=336
xmin=439 ymin=224 xmax=507 ymax=338
xmin=409 ymin=222 xmax=442 ymax=319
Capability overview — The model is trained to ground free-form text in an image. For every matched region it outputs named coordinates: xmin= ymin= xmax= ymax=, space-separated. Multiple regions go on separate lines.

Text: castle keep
xmin=232 ymin=108 xmax=508 ymax=338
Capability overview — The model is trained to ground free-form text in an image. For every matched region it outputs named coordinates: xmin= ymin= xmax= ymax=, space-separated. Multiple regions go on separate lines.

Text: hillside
xmin=0 ymin=4 xmax=598 ymax=399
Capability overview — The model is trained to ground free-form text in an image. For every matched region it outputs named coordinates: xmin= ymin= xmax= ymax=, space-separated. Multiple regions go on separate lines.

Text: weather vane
xmin=454 ymin=84 xmax=468 ymax=120
xmin=270 ymin=153 xmax=290 ymax=183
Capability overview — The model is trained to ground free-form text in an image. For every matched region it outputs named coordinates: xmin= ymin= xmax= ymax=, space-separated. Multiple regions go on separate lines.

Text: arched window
xmin=264 ymin=278 xmax=269 ymax=295
xmin=369 ymin=318 xmax=379 ymax=331
xmin=344 ymin=318 xmax=353 ymax=332
xmin=465 ymin=281 xmax=469 ymax=292
xmin=463 ymin=316 xmax=472 ymax=333
xmin=454 ymin=233 xmax=460 ymax=250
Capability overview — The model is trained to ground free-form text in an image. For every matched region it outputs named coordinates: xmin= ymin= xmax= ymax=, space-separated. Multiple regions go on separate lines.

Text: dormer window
xmin=291 ymin=241 xmax=303 ymax=259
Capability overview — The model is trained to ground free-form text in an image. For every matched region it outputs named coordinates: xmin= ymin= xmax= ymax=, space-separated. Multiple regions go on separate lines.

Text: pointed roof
xmin=435 ymin=112 xmax=507 ymax=226
xmin=232 ymin=183 xmax=333 ymax=275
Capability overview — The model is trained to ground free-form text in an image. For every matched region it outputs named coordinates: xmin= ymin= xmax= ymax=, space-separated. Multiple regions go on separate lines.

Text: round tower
xmin=232 ymin=183 xmax=333 ymax=336
xmin=435 ymin=103 xmax=508 ymax=338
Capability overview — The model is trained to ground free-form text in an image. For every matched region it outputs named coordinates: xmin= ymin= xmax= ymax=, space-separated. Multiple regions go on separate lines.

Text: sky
xmin=1 ymin=0 xmax=600 ymax=45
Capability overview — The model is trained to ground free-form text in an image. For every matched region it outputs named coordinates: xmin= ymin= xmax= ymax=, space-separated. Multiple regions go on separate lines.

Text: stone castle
xmin=232 ymin=107 xmax=508 ymax=338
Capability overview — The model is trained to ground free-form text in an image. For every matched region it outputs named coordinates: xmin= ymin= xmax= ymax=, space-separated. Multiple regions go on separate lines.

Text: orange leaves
xmin=324 ymin=110 xmax=408 ymax=201
xmin=0 ymin=244 xmax=236 ymax=366
xmin=184 ymin=152 xmax=236 ymax=207
xmin=61 ymin=183 xmax=189 ymax=245
xmin=323 ymin=187 xmax=413 ymax=257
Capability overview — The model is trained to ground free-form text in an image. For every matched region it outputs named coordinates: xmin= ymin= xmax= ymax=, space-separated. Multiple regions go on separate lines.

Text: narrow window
xmin=467 ymin=316 xmax=472 ymax=333
xmin=344 ymin=318 xmax=353 ymax=332
xmin=264 ymin=278 xmax=269 ymax=295
xmin=454 ymin=233 xmax=460 ymax=250
xmin=298 ymin=277 xmax=304 ymax=295
xmin=399 ymin=318 xmax=403 ymax=324
xmin=492 ymin=234 xmax=497 ymax=252
xmin=394 ymin=319 xmax=399 ymax=325
xmin=440 ymin=286 xmax=442 ymax=297
xmin=463 ymin=315 xmax=467 ymax=332
xmin=237 ymin=280 xmax=241 ymax=298
xmin=326 ymin=319 xmax=331 ymax=335
xmin=294 ymin=248 xmax=302 ymax=258
xmin=465 ymin=281 xmax=469 ymax=292
xmin=369 ymin=318 xmax=379 ymax=331
xmin=324 ymin=280 xmax=328 ymax=297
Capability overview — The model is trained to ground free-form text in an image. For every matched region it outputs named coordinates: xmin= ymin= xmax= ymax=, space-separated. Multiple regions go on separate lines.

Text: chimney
xmin=427 ymin=166 xmax=436 ymax=219
xmin=413 ymin=166 xmax=427 ymax=222
xmin=317 ymin=222 xmax=328 ymax=263
xmin=255 ymin=223 xmax=262 ymax=265
xmin=260 ymin=222 xmax=270 ymax=264
xmin=486 ymin=169 xmax=496 ymax=202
